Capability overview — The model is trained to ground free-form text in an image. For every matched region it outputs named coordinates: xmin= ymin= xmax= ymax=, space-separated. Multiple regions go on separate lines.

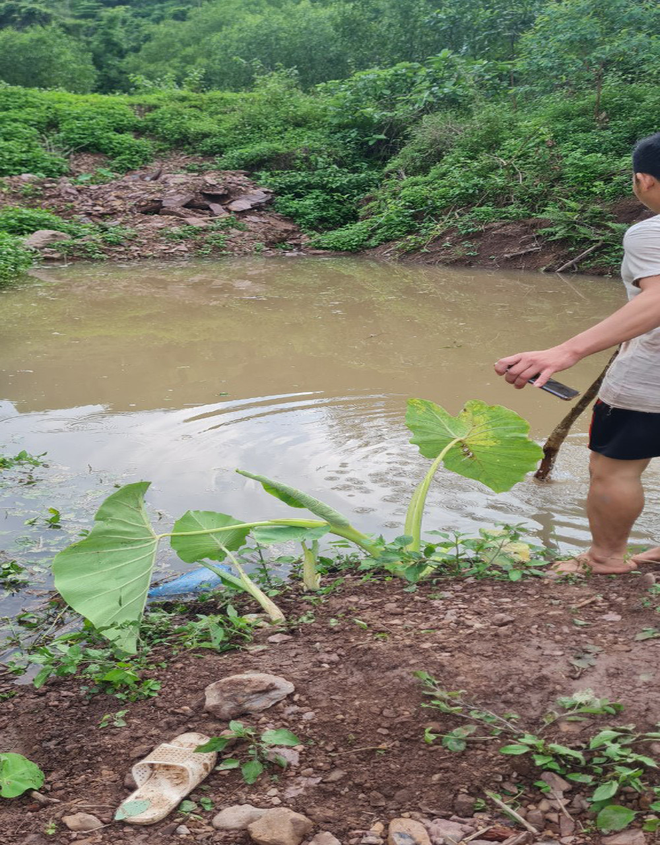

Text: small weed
xmin=99 ymin=709 xmax=128 ymax=729
xmin=417 ymin=674 xmax=660 ymax=831
xmin=196 ymin=722 xmax=301 ymax=785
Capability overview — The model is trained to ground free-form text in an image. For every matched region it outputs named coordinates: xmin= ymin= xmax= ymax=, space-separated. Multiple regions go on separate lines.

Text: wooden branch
xmin=503 ymin=246 xmax=542 ymax=260
xmin=555 ymin=241 xmax=603 ymax=273
xmin=484 ymin=791 xmax=539 ymax=835
xmin=535 ymin=351 xmax=617 ymax=481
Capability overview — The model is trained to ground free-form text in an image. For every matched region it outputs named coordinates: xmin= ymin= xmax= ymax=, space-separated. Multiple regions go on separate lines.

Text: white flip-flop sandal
xmin=115 ymin=732 xmax=217 ymax=825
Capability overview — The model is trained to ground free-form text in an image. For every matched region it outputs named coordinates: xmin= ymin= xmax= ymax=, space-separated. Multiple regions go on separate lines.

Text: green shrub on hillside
xmin=0 ymin=232 xmax=33 ymax=284
xmin=0 ymin=207 xmax=89 ymax=237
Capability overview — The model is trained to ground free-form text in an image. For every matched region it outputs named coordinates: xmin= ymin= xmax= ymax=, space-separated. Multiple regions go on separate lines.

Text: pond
xmin=1 ymin=256 xmax=658 ymax=618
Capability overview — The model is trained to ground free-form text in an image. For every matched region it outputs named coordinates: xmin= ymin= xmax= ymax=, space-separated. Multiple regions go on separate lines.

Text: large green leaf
xmin=252 ymin=524 xmax=330 ymax=545
xmin=0 ymin=753 xmax=45 ymax=798
xmin=171 ymin=511 xmax=251 ymax=563
xmin=52 ymin=482 xmax=157 ymax=654
xmin=237 ymin=470 xmax=351 ymax=527
xmin=406 ymin=399 xmax=543 ymax=493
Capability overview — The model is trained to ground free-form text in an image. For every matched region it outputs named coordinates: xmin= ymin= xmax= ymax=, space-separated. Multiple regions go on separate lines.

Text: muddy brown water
xmin=1 ymin=256 xmax=658 ymax=619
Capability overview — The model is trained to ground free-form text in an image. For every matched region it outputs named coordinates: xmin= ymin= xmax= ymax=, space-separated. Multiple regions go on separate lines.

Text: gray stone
xmin=268 ymin=633 xmax=293 ymax=644
xmin=602 ymin=832 xmax=647 ymax=845
xmin=387 ymin=819 xmax=432 ymax=845
xmin=247 ymin=807 xmax=314 ymax=845
xmin=62 ymin=813 xmax=103 ymax=832
xmin=426 ymin=819 xmax=473 ymax=845
xmin=204 ymin=672 xmax=295 ymax=719
xmin=227 ymin=190 xmax=273 ymax=212
xmin=323 ymin=768 xmax=347 ymax=783
xmin=526 ymin=810 xmax=545 ymax=829
xmin=266 ymin=747 xmax=300 ymax=767
xmin=212 ymin=804 xmax=268 ymax=830
xmin=453 ymin=794 xmax=476 ymax=816
xmin=23 ymin=230 xmax=71 ymax=250
xmin=540 ymin=772 xmax=571 ymax=794
xmin=492 ymin=613 xmax=515 ymax=627
xmin=308 ymin=834 xmax=341 ymax=845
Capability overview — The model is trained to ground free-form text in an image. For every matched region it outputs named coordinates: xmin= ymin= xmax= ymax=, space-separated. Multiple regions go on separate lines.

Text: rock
xmin=62 ymin=813 xmax=103 ymax=832
xmin=212 ymin=804 xmax=268 ymax=830
xmin=387 ymin=819 xmax=432 ymax=845
xmin=268 ymin=633 xmax=293 ymax=644
xmin=176 ymin=824 xmax=191 ymax=835
xmin=208 ymin=202 xmax=230 ymax=217
xmin=161 ymin=192 xmax=195 ymax=209
xmin=30 ymin=790 xmax=60 ymax=805
xmin=639 ymin=572 xmax=656 ymax=588
xmin=247 ymin=807 xmax=314 ymax=845
xmin=602 ymin=832 xmax=647 ymax=845
xmin=491 ymin=613 xmax=515 ymax=627
xmin=540 ymin=772 xmax=571 ymax=794
xmin=182 ymin=217 xmax=211 ymax=227
xmin=525 ymin=810 xmax=545 ymax=829
xmin=323 ymin=768 xmax=347 ymax=783
xmin=308 ymin=834 xmax=341 ymax=845
xmin=23 ymin=230 xmax=72 ymax=249
xmin=426 ymin=819 xmax=473 ymax=845
xmin=267 ymin=747 xmax=300 ymax=767
xmin=601 ymin=612 xmax=622 ymax=622
xmin=204 ymin=672 xmax=295 ymax=719
xmin=227 ymin=190 xmax=273 ymax=212
xmin=453 ymin=794 xmax=475 ymax=816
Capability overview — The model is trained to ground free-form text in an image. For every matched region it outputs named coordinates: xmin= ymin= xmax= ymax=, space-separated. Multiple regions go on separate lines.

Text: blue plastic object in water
xmin=148 ymin=565 xmax=231 ymax=598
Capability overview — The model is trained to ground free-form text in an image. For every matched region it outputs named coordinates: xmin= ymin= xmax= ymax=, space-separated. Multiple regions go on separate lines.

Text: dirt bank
xmin=371 ymin=199 xmax=653 ymax=276
xmin=2 ymin=571 xmax=660 ymax=845
xmin=0 ymin=155 xmax=307 ymax=262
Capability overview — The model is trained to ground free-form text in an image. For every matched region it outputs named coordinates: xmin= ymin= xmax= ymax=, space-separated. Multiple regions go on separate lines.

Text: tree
xmin=520 ymin=0 xmax=660 ymax=116
xmin=0 ymin=26 xmax=97 ymax=92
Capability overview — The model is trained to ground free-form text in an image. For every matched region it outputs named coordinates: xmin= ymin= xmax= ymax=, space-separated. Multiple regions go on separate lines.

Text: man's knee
xmin=589 ymin=452 xmax=649 ymax=483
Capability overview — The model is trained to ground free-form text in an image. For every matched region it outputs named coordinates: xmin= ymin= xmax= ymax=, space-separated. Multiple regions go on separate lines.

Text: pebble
xmin=247 ymin=807 xmax=314 ymax=845
xmin=323 ymin=769 xmax=347 ymax=783
xmin=212 ymin=804 xmax=268 ymax=830
xmin=387 ymin=818 xmax=431 ymax=845
xmin=62 ymin=813 xmax=103 ymax=832
xmin=602 ymin=832 xmax=647 ymax=845
xmin=492 ymin=613 xmax=515 ymax=627
xmin=176 ymin=825 xmax=191 ymax=835
xmin=308 ymin=834 xmax=341 ymax=845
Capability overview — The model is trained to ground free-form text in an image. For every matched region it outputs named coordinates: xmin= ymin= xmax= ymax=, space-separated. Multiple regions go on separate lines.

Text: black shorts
xmin=589 ymin=399 xmax=660 ymax=460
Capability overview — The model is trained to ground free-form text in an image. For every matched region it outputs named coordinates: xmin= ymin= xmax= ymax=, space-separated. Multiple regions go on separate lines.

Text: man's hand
xmin=494 ymin=345 xmax=582 ymax=389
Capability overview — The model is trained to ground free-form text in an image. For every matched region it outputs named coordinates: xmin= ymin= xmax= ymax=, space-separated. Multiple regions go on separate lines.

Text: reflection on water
xmin=1 ymin=256 xmax=657 ymax=616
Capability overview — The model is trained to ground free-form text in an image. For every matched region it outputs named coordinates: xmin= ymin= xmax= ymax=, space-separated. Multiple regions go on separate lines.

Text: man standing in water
xmin=495 ymin=133 xmax=660 ymax=576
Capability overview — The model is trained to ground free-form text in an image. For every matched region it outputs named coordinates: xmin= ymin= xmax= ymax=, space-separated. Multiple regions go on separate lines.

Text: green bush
xmin=0 ymin=232 xmax=33 ymax=284
xmin=261 ymin=165 xmax=379 ymax=230
xmin=0 ymin=207 xmax=88 ymax=237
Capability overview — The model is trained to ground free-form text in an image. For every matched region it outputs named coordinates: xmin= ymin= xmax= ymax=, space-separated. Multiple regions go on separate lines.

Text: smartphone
xmin=528 ymin=375 xmax=580 ymax=401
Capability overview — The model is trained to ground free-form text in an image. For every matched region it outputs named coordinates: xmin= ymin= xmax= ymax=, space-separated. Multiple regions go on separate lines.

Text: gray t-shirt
xmin=599 ymin=215 xmax=660 ymax=412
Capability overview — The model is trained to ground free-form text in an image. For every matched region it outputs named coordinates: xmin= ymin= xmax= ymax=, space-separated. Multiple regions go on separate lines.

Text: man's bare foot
xmin=630 ymin=546 xmax=660 ymax=565
xmin=550 ymin=554 xmax=638 ymax=577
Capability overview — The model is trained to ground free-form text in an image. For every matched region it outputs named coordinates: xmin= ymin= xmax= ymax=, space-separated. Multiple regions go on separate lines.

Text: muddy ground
xmin=2 ymin=571 xmax=660 ymax=845
xmin=371 ymin=199 xmax=653 ymax=276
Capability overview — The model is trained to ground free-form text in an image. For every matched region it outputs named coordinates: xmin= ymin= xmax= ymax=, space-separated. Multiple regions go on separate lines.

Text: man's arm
xmin=494 ymin=275 xmax=660 ymax=389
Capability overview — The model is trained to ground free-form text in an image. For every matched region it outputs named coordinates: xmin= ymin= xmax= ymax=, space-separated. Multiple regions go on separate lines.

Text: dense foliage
xmin=0 ymin=0 xmax=658 ymax=281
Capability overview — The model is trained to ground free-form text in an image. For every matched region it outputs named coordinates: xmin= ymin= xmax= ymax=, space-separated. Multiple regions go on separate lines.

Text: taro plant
xmin=52 ymin=399 xmax=542 ymax=652
xmin=0 ymin=753 xmax=44 ymax=798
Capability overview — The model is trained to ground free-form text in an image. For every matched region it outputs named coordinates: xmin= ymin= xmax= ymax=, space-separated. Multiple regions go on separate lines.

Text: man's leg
xmin=584 ymin=452 xmax=650 ymax=573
